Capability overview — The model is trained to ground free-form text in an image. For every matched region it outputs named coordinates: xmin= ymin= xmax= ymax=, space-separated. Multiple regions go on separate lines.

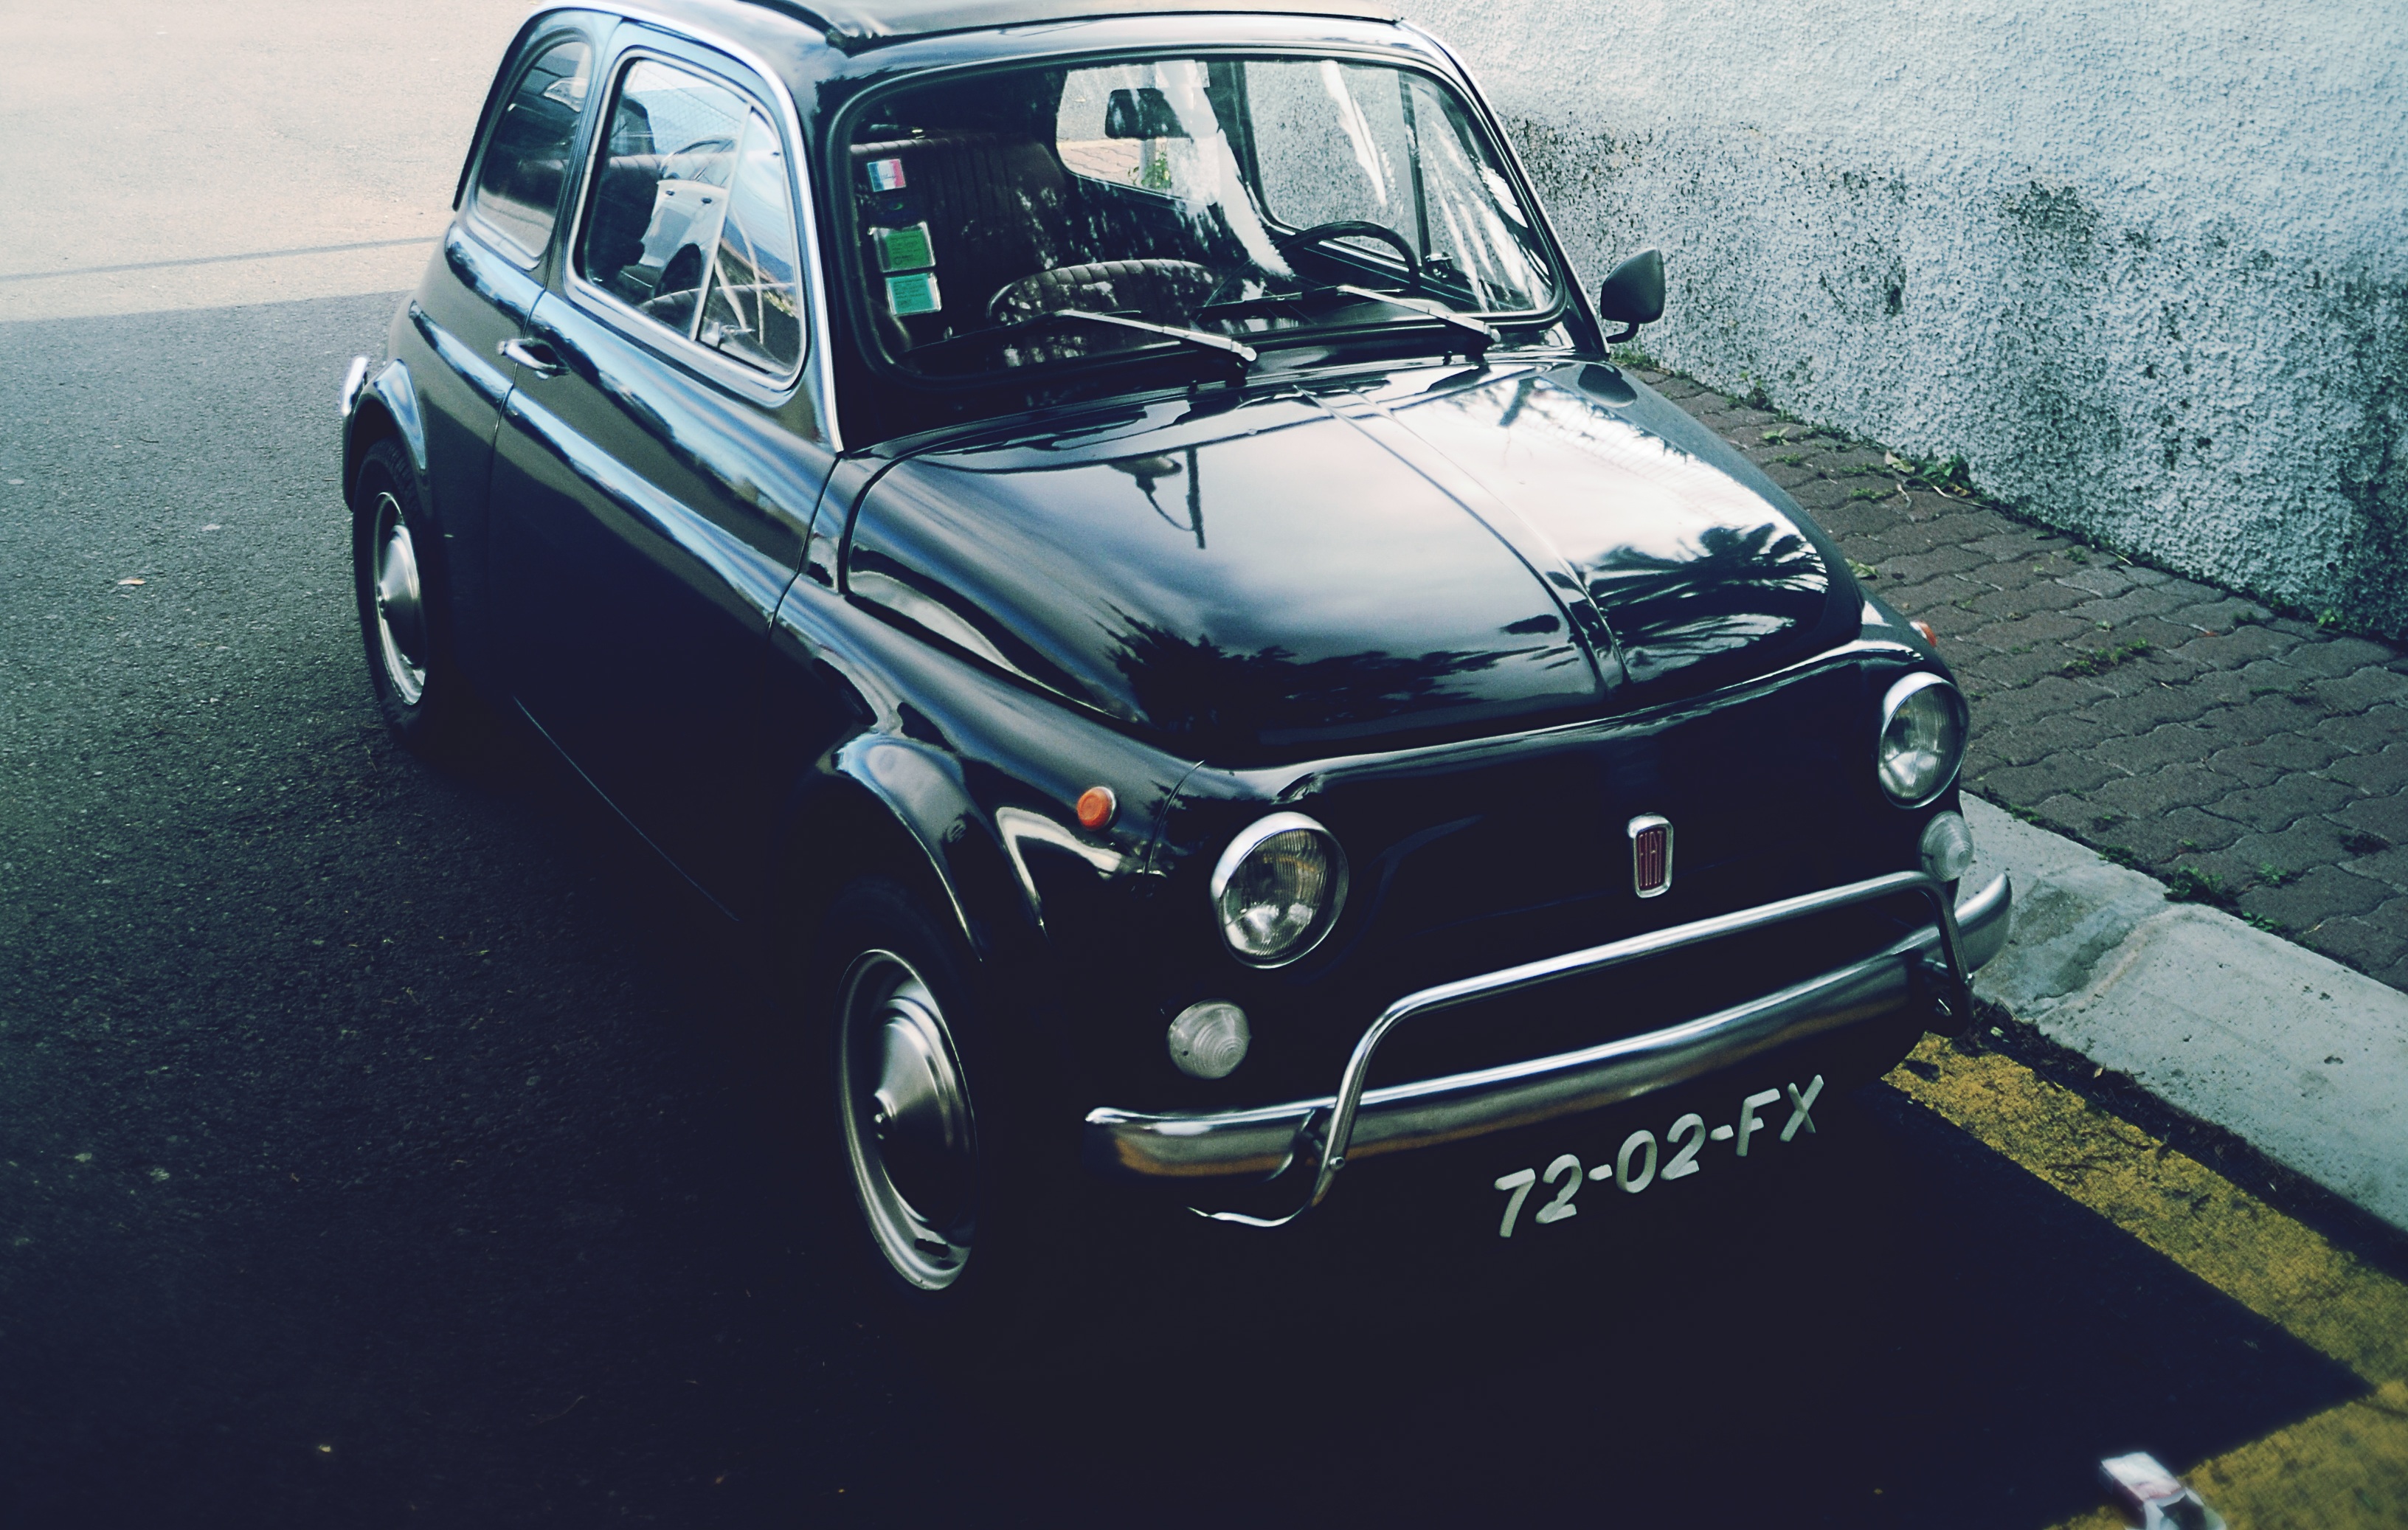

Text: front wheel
xmin=809 ymin=875 xmax=1093 ymax=1344
xmin=835 ymin=944 xmax=980 ymax=1292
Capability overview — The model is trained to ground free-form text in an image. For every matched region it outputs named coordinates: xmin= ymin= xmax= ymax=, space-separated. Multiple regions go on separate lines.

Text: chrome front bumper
xmin=1083 ymin=869 xmax=2012 ymax=1225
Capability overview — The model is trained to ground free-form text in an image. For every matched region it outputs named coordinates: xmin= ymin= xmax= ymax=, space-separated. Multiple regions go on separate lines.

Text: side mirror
xmin=1596 ymin=247 xmax=1665 ymax=342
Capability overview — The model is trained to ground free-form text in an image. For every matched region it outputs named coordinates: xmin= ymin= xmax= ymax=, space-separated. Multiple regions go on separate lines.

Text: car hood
xmin=843 ymin=362 xmax=1857 ymax=762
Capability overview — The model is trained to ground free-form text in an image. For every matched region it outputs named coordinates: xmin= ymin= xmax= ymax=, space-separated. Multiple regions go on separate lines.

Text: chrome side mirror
xmin=1597 ymin=247 xmax=1665 ymax=343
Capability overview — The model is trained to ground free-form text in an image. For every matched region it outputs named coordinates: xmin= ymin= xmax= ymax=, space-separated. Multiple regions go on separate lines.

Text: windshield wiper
xmin=1198 ymin=283 xmax=1495 ymax=358
xmin=1028 ymin=308 xmax=1257 ymax=381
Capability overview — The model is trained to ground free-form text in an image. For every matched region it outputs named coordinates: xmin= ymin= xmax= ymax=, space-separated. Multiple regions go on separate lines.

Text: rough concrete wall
xmin=1401 ymin=0 xmax=2408 ymax=635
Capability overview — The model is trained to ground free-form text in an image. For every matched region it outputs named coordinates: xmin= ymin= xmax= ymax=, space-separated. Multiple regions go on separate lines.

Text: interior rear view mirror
xmin=1104 ymin=86 xmax=1189 ymax=140
xmin=1597 ymin=247 xmax=1665 ymax=342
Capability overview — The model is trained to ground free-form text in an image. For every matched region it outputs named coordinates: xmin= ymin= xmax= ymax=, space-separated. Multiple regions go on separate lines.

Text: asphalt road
xmin=0 ymin=291 xmax=2390 ymax=1527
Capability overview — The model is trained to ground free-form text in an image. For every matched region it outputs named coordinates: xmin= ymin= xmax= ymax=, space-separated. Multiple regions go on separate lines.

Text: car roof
xmin=773 ymin=0 xmax=1402 ymax=52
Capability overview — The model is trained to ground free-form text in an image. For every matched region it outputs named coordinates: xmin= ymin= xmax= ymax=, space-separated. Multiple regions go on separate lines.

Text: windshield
xmin=843 ymin=55 xmax=1561 ymax=379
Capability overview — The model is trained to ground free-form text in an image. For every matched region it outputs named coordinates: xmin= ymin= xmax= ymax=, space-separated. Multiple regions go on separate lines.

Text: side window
xmin=578 ymin=60 xmax=803 ymax=374
xmin=696 ymin=111 xmax=804 ymax=373
xmin=468 ymin=38 xmax=593 ymax=264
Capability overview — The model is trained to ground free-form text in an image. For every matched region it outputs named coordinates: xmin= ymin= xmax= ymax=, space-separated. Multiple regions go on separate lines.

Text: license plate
xmin=1490 ymin=1074 xmax=1824 ymax=1239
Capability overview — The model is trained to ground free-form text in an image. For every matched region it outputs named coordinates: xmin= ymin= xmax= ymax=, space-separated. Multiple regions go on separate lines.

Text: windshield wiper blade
xmin=1030 ymin=308 xmax=1256 ymax=379
xmin=1200 ymin=284 xmax=1495 ymax=357
xmin=1319 ymin=285 xmax=1497 ymax=353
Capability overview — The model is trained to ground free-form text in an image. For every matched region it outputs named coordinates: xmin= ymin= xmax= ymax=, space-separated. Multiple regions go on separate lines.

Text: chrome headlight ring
xmin=1208 ymin=811 xmax=1349 ymax=968
xmin=1876 ymin=671 xmax=1969 ymax=808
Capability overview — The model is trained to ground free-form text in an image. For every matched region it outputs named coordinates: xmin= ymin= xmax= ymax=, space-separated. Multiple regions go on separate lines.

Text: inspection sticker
xmin=874 ymin=222 xmax=935 ymax=273
xmin=885 ymin=271 xmax=942 ymax=316
xmin=1491 ymin=1075 xmax=1822 ymax=1237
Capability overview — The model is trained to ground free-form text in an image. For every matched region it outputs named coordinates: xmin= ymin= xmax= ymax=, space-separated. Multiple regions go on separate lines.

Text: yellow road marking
xmin=1887 ymin=1034 xmax=2408 ymax=1385
xmin=1887 ymin=1035 xmax=2408 ymax=1526
xmin=2047 ymin=1382 xmax=2408 ymax=1530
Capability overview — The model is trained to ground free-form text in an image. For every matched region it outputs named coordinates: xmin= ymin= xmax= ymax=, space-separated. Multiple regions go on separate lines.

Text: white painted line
xmin=1965 ymin=796 xmax=2408 ymax=1233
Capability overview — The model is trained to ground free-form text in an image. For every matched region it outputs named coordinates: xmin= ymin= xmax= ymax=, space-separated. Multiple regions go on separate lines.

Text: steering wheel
xmin=1275 ymin=220 xmax=1422 ymax=291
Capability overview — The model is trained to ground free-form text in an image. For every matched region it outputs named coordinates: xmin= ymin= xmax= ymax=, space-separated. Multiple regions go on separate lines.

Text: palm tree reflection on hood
xmin=1587 ymin=520 xmax=1829 ymax=690
xmin=1103 ymin=606 xmax=1579 ymax=753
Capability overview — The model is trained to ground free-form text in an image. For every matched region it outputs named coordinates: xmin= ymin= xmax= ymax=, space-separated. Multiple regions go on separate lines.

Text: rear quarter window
xmin=467 ymin=37 xmax=594 ymax=265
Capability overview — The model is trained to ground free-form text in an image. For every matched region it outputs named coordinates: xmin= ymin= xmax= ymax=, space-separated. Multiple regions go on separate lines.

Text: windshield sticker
xmin=873 ymin=223 xmax=935 ymax=274
xmin=885 ymin=271 xmax=942 ymax=316
xmin=864 ymin=157 xmax=907 ymax=191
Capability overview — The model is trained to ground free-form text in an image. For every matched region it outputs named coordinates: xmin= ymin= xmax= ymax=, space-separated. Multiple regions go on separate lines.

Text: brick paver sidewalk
xmin=1630 ymin=365 xmax=2408 ymax=994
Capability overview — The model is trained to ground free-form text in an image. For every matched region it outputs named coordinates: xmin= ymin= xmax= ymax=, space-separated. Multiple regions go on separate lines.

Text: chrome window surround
xmin=549 ymin=6 xmax=844 ymax=446
xmin=1208 ymin=811 xmax=1350 ymax=968
xmin=823 ymin=41 xmax=1578 ymax=390
xmin=1875 ymin=670 xmax=1968 ymax=809
xmin=463 ymin=26 xmax=600 ymax=272
xmin=1089 ymin=866 xmax=2007 ymax=1227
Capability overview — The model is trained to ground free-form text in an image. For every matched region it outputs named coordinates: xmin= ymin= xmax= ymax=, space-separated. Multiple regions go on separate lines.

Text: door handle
xmin=497 ymin=336 xmax=566 ymax=377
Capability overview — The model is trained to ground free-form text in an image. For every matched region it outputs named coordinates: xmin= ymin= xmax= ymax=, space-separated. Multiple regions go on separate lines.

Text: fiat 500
xmin=340 ymin=0 xmax=2012 ymax=1315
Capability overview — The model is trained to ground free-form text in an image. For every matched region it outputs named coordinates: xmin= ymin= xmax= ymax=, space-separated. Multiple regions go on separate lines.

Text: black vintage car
xmin=340 ymin=0 xmax=2010 ymax=1312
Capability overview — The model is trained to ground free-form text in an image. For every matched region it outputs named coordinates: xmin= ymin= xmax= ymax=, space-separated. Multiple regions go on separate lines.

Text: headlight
xmin=1876 ymin=672 xmax=1967 ymax=807
xmin=1210 ymin=812 xmax=1347 ymax=966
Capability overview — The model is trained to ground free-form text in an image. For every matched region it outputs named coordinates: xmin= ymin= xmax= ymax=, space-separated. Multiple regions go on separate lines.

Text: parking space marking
xmin=1889 ymin=1034 xmax=2408 ymax=1386
xmin=2047 ymin=1382 xmax=2408 ymax=1530
xmin=1888 ymin=1035 xmax=2408 ymax=1526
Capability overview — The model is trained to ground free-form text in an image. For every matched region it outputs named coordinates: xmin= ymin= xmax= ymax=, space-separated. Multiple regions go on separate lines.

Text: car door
xmin=401 ymin=22 xmax=600 ymax=671
xmin=488 ymin=32 xmax=835 ymax=906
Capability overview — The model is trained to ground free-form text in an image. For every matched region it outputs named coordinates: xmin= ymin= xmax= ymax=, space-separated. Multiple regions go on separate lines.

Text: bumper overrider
xmin=1083 ymin=868 xmax=2013 ymax=1225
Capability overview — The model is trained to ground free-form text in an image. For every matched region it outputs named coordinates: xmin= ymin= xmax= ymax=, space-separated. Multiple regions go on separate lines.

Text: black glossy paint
xmin=349 ymin=0 xmax=1962 ymax=1135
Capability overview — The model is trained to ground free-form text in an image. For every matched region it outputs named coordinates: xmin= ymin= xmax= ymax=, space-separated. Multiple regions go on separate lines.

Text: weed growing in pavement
xmin=2099 ymin=845 xmax=2147 ymax=870
xmin=1849 ymin=486 xmax=1893 ymax=502
xmin=1847 ymin=559 xmax=1879 ymax=581
xmin=2061 ymin=640 xmax=2152 ymax=677
xmin=2243 ymin=912 xmax=2288 ymax=935
xmin=1610 ymin=343 xmax=1658 ymax=370
xmin=1761 ymin=427 xmax=1794 ymax=444
xmin=1884 ymin=451 xmax=1977 ymax=496
xmin=2258 ymin=863 xmax=2300 ymax=887
xmin=2164 ymin=865 xmax=2234 ymax=906
xmin=1770 ymin=451 xmax=1811 ymax=465
xmin=2318 ymin=609 xmax=2344 ymax=630
xmin=2092 ymin=812 xmax=2126 ymax=830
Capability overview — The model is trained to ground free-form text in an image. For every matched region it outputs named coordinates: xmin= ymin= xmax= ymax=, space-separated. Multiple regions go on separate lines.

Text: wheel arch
xmin=769 ymin=738 xmax=1049 ymax=974
xmin=342 ymin=360 xmax=430 ymax=506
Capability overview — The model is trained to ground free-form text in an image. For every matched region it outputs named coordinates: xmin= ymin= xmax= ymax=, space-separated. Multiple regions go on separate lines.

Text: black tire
xmin=350 ymin=435 xmax=498 ymax=763
xmin=805 ymin=873 xmax=1090 ymax=1352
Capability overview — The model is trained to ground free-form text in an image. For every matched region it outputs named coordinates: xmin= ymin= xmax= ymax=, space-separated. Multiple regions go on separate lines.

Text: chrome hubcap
xmin=370 ymin=491 xmax=428 ymax=707
xmin=836 ymin=951 xmax=976 ymax=1290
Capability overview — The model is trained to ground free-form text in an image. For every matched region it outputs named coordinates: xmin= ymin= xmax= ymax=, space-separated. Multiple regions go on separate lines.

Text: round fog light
xmin=1166 ymin=1000 xmax=1250 ymax=1080
xmin=1919 ymin=810 xmax=1974 ymax=882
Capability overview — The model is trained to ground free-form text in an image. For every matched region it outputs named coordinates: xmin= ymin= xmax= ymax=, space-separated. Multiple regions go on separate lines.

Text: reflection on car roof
xmin=770 ymin=0 xmax=1401 ymax=52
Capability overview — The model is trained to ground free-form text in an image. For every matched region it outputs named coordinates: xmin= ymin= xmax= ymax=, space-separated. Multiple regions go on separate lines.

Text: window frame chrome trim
xmin=462 ymin=22 xmax=603 ymax=274
xmin=554 ymin=7 xmax=843 ymax=444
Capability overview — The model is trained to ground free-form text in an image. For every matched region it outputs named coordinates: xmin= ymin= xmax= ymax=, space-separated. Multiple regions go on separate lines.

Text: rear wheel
xmin=350 ymin=435 xmax=497 ymax=761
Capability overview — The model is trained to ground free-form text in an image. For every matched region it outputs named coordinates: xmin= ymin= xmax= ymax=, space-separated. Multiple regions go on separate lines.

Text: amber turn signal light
xmin=1076 ymin=786 xmax=1117 ymax=830
xmin=1911 ymin=619 xmax=1940 ymax=648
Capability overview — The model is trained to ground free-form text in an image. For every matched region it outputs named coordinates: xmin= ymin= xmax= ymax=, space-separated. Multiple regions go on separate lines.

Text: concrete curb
xmin=1963 ymin=797 xmax=2408 ymax=1233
